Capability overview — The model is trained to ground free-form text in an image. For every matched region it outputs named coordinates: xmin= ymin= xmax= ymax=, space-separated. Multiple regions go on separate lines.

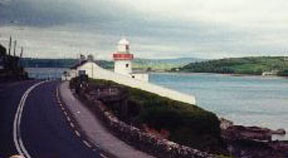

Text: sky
xmin=1 ymin=0 xmax=288 ymax=59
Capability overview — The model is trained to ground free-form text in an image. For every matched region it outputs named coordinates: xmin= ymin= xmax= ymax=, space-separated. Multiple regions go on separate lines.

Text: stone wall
xmin=79 ymin=91 xmax=216 ymax=158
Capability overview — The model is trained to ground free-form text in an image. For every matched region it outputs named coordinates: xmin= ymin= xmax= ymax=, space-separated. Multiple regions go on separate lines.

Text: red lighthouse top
xmin=113 ymin=53 xmax=134 ymax=60
xmin=113 ymin=38 xmax=134 ymax=60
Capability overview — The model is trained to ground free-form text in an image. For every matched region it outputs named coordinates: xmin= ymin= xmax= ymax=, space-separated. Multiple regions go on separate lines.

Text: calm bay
xmin=150 ymin=73 xmax=288 ymax=139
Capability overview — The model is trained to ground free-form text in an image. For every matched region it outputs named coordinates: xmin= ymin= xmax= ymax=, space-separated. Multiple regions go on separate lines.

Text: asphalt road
xmin=0 ymin=80 xmax=101 ymax=158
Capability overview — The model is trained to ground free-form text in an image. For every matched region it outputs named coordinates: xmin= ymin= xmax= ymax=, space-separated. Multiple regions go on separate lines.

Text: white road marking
xmin=100 ymin=153 xmax=108 ymax=158
xmin=13 ymin=81 xmax=47 ymax=158
xmin=70 ymin=122 xmax=75 ymax=128
xmin=75 ymin=130 xmax=81 ymax=137
xmin=82 ymin=140 xmax=92 ymax=148
xmin=67 ymin=116 xmax=71 ymax=122
xmin=56 ymin=85 xmax=100 ymax=155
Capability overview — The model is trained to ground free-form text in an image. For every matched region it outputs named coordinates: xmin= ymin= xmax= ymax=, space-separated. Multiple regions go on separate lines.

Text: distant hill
xmin=20 ymin=57 xmax=204 ymax=71
xmin=176 ymin=56 xmax=288 ymax=76
xmin=20 ymin=58 xmax=114 ymax=69
xmin=133 ymin=57 xmax=205 ymax=70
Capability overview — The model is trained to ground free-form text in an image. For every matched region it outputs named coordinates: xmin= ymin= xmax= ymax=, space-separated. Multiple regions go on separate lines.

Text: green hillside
xmin=20 ymin=58 xmax=114 ymax=69
xmin=20 ymin=57 xmax=203 ymax=71
xmin=133 ymin=58 xmax=204 ymax=70
xmin=176 ymin=56 xmax=288 ymax=76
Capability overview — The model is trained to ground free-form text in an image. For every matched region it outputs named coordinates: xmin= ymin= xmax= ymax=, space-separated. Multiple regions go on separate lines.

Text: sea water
xmin=25 ymin=67 xmax=68 ymax=79
xmin=26 ymin=68 xmax=288 ymax=139
xmin=150 ymin=73 xmax=288 ymax=140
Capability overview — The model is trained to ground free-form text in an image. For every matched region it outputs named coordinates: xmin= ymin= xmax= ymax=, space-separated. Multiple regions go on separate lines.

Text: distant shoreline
xmin=24 ymin=67 xmax=288 ymax=80
xmin=175 ymin=56 xmax=288 ymax=77
xmin=150 ymin=71 xmax=288 ymax=79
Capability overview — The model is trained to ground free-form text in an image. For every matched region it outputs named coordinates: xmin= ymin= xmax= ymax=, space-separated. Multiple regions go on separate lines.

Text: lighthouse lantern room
xmin=113 ymin=38 xmax=134 ymax=76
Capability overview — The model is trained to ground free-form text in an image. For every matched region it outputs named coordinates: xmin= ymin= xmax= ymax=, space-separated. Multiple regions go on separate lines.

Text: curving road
xmin=0 ymin=80 xmax=101 ymax=158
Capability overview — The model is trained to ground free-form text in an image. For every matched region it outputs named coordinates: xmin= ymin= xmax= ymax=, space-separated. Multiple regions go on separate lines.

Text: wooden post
xmin=13 ymin=40 xmax=17 ymax=56
xmin=20 ymin=47 xmax=24 ymax=58
xmin=8 ymin=36 xmax=12 ymax=55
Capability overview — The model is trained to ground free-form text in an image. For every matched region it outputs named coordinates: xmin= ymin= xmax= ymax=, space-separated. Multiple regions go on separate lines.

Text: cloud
xmin=120 ymin=0 xmax=288 ymax=27
xmin=0 ymin=0 xmax=288 ymax=59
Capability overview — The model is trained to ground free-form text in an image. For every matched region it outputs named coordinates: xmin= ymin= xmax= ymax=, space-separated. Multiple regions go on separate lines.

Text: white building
xmin=63 ymin=60 xmax=196 ymax=105
xmin=113 ymin=38 xmax=133 ymax=75
xmin=113 ymin=38 xmax=149 ymax=82
xmin=62 ymin=38 xmax=196 ymax=105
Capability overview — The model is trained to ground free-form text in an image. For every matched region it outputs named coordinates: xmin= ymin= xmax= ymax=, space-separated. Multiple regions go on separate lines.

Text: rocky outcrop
xmin=220 ymin=118 xmax=288 ymax=158
xmin=220 ymin=118 xmax=286 ymax=142
xmin=223 ymin=125 xmax=272 ymax=141
xmin=272 ymin=128 xmax=286 ymax=135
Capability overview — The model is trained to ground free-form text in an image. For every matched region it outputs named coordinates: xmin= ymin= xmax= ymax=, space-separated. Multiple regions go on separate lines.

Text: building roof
xmin=70 ymin=60 xmax=89 ymax=69
xmin=70 ymin=60 xmax=104 ymax=69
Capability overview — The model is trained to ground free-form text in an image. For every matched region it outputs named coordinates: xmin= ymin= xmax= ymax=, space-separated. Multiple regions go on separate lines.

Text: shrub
xmin=83 ymin=78 xmax=225 ymax=153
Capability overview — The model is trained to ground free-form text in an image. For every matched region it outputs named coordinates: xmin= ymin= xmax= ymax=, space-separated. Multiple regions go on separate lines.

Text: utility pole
xmin=8 ymin=36 xmax=12 ymax=55
xmin=13 ymin=40 xmax=17 ymax=56
xmin=20 ymin=47 xmax=24 ymax=58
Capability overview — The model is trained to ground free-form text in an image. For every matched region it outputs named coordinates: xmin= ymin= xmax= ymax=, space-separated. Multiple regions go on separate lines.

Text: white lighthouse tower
xmin=113 ymin=38 xmax=134 ymax=76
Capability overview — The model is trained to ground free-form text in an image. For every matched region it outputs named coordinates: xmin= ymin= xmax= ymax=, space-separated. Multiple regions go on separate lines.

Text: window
xmin=78 ymin=70 xmax=86 ymax=75
xmin=126 ymin=64 xmax=129 ymax=68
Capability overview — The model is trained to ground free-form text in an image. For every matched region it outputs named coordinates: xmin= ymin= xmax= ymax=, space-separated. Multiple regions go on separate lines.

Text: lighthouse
xmin=113 ymin=38 xmax=134 ymax=76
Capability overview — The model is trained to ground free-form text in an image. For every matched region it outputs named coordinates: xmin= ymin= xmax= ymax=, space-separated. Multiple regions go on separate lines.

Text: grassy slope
xmin=85 ymin=78 xmax=225 ymax=154
xmin=178 ymin=56 xmax=288 ymax=76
